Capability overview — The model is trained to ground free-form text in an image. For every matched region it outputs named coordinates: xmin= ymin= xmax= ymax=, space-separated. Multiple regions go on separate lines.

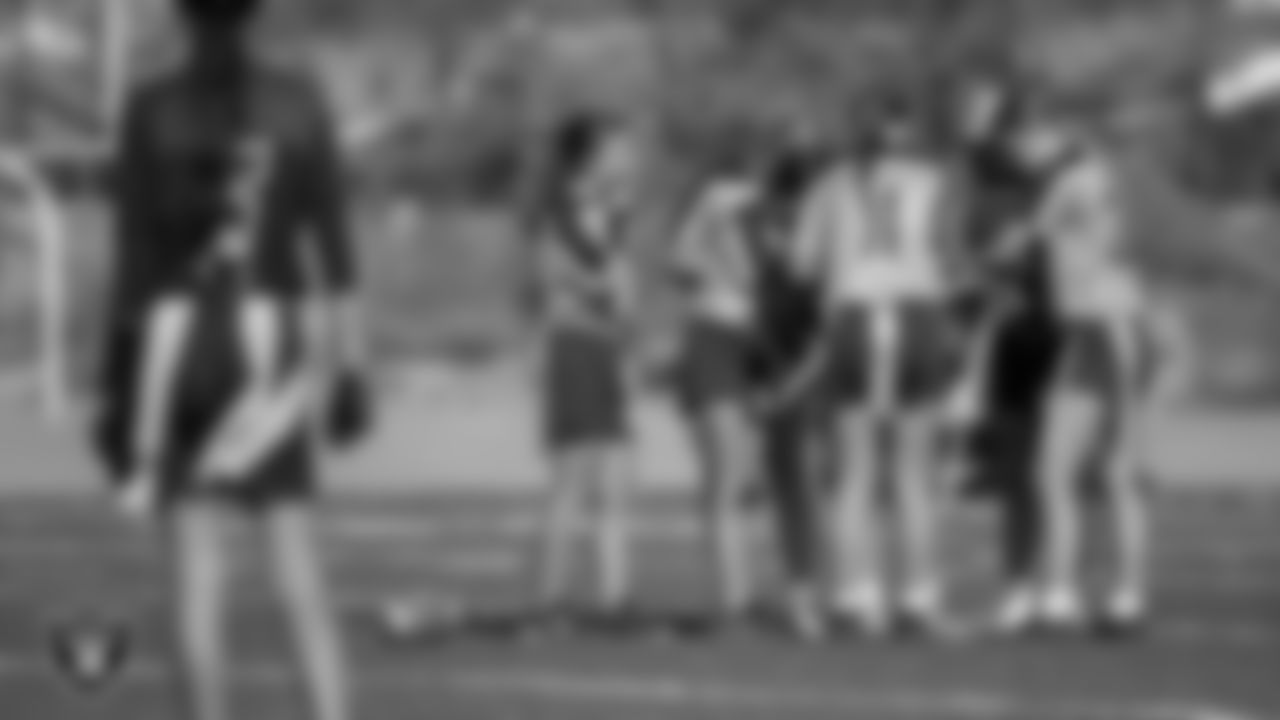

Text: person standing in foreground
xmin=1019 ymin=113 xmax=1154 ymax=633
xmin=668 ymin=148 xmax=766 ymax=630
xmin=526 ymin=115 xmax=639 ymax=630
xmin=95 ymin=0 xmax=365 ymax=718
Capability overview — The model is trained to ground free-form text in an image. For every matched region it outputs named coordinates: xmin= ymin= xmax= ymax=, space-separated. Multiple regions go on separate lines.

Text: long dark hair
xmin=542 ymin=113 xmax=617 ymax=269
xmin=175 ymin=0 xmax=263 ymax=30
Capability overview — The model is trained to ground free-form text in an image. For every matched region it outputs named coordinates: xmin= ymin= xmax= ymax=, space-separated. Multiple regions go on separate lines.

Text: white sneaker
xmin=991 ymin=586 xmax=1040 ymax=635
xmin=1100 ymin=589 xmax=1148 ymax=628
xmin=831 ymin=585 xmax=890 ymax=637
xmin=1039 ymin=587 xmax=1087 ymax=631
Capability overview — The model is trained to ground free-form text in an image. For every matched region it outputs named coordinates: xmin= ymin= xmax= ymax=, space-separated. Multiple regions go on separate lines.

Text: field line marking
xmin=0 ymin=654 xmax=1260 ymax=720
xmin=4 ymin=512 xmax=1278 ymax=560
xmin=449 ymin=668 xmax=1262 ymax=720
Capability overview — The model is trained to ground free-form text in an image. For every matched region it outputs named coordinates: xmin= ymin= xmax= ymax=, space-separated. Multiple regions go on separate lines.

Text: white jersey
xmin=793 ymin=159 xmax=950 ymax=306
xmin=1036 ymin=151 xmax=1139 ymax=320
xmin=863 ymin=157 xmax=950 ymax=300
xmin=672 ymin=178 xmax=759 ymax=328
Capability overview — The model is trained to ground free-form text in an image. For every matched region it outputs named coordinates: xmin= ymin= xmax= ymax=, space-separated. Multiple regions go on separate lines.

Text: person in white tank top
xmin=1035 ymin=145 xmax=1138 ymax=324
xmin=857 ymin=150 xmax=951 ymax=303
xmin=667 ymin=166 xmax=766 ymax=626
xmin=672 ymin=178 xmax=759 ymax=330
xmin=1014 ymin=116 xmax=1155 ymax=635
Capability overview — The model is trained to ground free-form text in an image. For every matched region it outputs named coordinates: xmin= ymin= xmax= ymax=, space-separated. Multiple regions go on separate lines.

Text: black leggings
xmin=981 ymin=411 xmax=1045 ymax=579
xmin=983 ymin=308 xmax=1061 ymax=580
xmin=762 ymin=411 xmax=829 ymax=584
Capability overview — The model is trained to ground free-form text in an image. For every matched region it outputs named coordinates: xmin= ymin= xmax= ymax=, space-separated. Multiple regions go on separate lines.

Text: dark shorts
xmin=826 ymin=300 xmax=963 ymax=410
xmin=1058 ymin=317 xmax=1158 ymax=398
xmin=676 ymin=319 xmax=755 ymax=413
xmin=1058 ymin=319 xmax=1124 ymax=396
xmin=986 ymin=307 xmax=1062 ymax=414
xmin=543 ymin=328 xmax=629 ymax=449
xmin=95 ymin=293 xmax=317 ymax=508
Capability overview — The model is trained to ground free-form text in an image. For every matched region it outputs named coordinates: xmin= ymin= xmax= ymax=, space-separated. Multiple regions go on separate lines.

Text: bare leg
xmin=590 ymin=443 xmax=634 ymax=611
xmin=695 ymin=403 xmax=757 ymax=615
xmin=535 ymin=449 xmax=589 ymax=610
xmin=265 ymin=503 xmax=351 ymax=720
xmin=167 ymin=500 xmax=234 ymax=720
xmin=1036 ymin=386 xmax=1101 ymax=625
xmin=830 ymin=408 xmax=887 ymax=632
xmin=831 ymin=305 xmax=896 ymax=632
xmin=1101 ymin=439 xmax=1149 ymax=623
xmin=1099 ymin=354 xmax=1151 ymax=625
xmin=893 ymin=412 xmax=946 ymax=624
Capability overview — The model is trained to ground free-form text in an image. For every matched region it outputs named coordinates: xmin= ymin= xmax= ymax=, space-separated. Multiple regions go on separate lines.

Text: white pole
xmin=0 ymin=148 xmax=69 ymax=421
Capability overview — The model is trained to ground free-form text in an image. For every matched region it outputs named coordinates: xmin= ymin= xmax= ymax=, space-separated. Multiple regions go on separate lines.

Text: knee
xmin=701 ymin=475 xmax=741 ymax=513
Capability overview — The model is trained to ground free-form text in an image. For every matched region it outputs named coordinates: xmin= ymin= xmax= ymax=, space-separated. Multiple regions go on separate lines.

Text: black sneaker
xmin=580 ymin=604 xmax=648 ymax=638
xmin=664 ymin=607 xmax=755 ymax=642
xmin=521 ymin=605 xmax=580 ymax=642
xmin=1091 ymin=602 xmax=1149 ymax=642
xmin=827 ymin=608 xmax=891 ymax=642
xmin=779 ymin=603 xmax=827 ymax=644
xmin=469 ymin=605 xmax=570 ymax=643
xmin=664 ymin=611 xmax=717 ymax=642
xmin=893 ymin=607 xmax=971 ymax=644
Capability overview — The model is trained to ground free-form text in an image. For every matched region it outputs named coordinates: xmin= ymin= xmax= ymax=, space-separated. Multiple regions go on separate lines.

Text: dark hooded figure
xmin=94 ymin=1 xmax=361 ymax=717
xmin=954 ymin=77 xmax=1062 ymax=629
xmin=747 ymin=144 xmax=833 ymax=640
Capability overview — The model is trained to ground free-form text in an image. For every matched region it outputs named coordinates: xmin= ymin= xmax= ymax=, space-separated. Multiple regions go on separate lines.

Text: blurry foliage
xmin=7 ymin=0 xmax=1280 ymax=397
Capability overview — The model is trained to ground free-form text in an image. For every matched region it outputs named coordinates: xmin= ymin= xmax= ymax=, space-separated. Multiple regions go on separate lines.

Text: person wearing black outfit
xmin=747 ymin=149 xmax=831 ymax=639
xmin=94 ymin=0 xmax=365 ymax=717
xmin=955 ymin=80 xmax=1062 ymax=631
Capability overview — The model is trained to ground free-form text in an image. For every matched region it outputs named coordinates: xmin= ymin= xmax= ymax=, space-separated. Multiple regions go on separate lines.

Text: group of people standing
xmin=526 ymin=89 xmax=1191 ymax=643
xmin=88 ymin=0 xmax=1201 ymax=717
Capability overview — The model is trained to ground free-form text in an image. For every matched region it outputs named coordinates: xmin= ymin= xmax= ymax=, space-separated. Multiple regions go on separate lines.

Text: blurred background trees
xmin=3 ymin=0 xmax=1280 ymax=402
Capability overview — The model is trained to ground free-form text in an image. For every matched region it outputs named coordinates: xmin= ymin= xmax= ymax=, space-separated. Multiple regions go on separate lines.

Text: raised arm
xmin=669 ymin=187 xmax=715 ymax=284
xmin=934 ymin=164 xmax=977 ymax=295
xmin=789 ymin=170 xmax=838 ymax=285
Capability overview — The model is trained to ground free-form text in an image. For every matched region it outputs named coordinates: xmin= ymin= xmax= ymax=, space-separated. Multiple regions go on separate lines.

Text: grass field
xmin=0 ymin=387 xmax=1277 ymax=720
xmin=0 ymin=486 xmax=1277 ymax=720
